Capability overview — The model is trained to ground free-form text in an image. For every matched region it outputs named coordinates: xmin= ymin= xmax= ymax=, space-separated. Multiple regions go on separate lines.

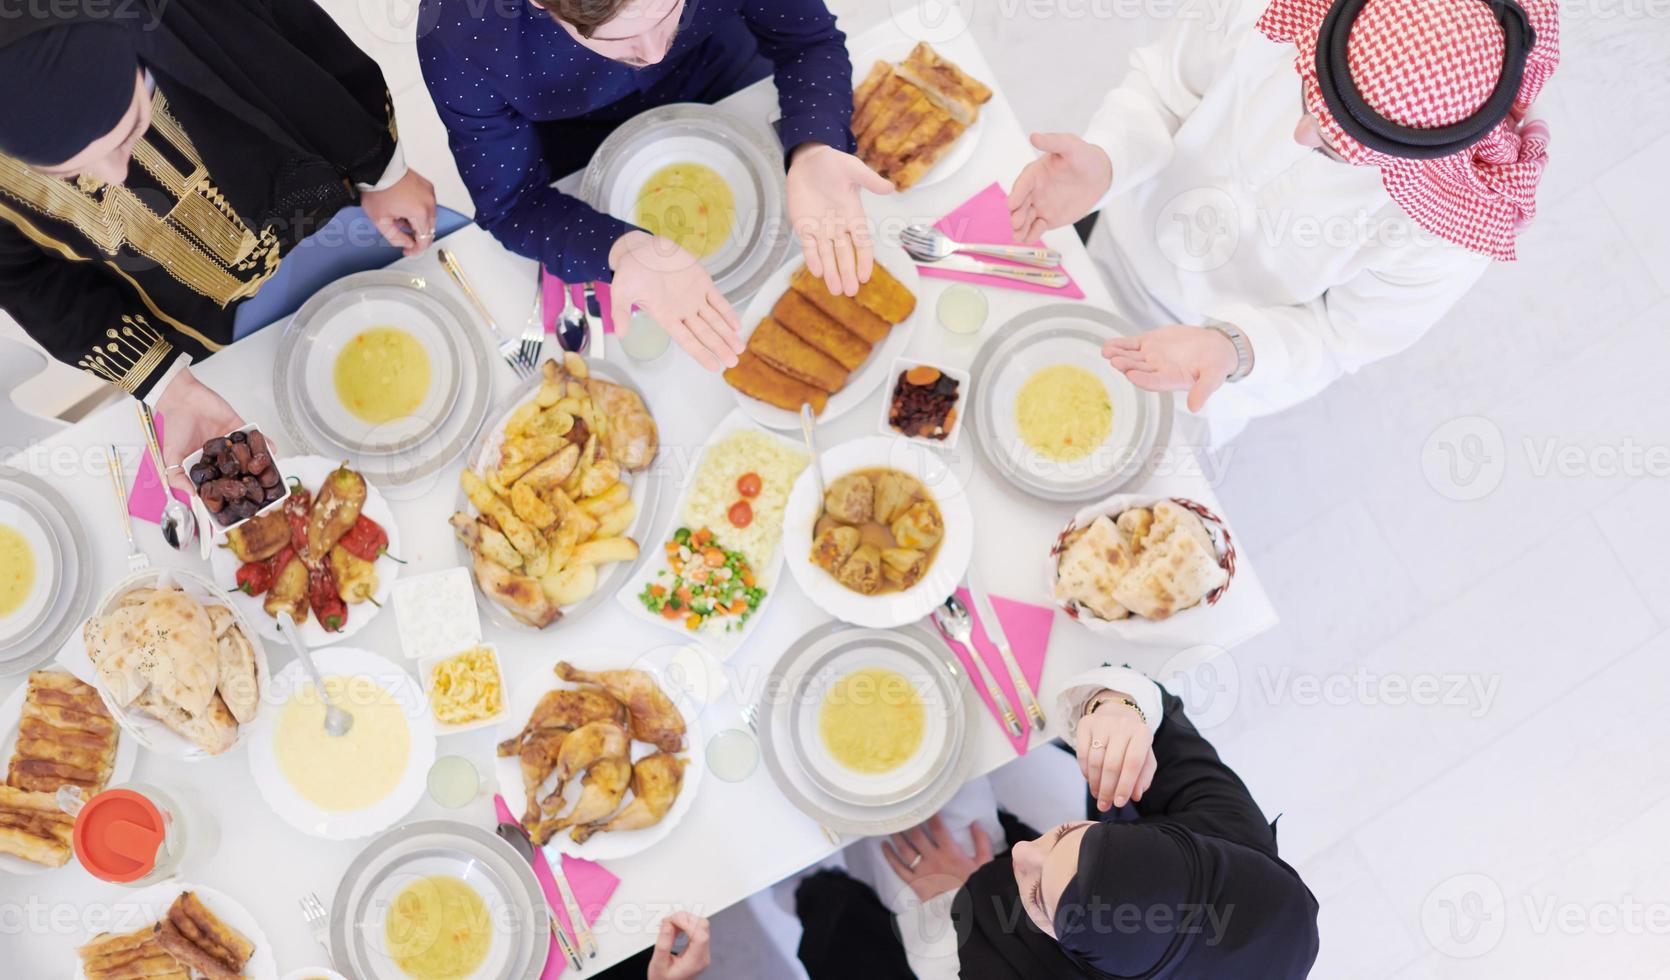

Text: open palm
xmin=1103 ymin=325 xmax=1238 ymax=412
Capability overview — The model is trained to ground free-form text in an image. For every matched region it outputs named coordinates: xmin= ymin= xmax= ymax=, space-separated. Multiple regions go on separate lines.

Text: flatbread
xmin=1111 ymin=526 xmax=1228 ymax=621
xmin=1054 ymin=516 xmax=1131 ymax=621
xmin=85 ymin=589 xmax=218 ymax=719
xmin=214 ymin=625 xmax=260 ymax=726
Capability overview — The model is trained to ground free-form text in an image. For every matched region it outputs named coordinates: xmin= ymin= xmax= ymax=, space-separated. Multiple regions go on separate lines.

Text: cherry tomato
xmin=736 ymin=472 xmax=762 ymax=497
xmin=728 ymin=500 xmax=754 ymax=528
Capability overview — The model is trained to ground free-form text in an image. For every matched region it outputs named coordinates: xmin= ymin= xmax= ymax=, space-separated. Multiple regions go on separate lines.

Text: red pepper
xmin=338 ymin=514 xmax=394 ymax=563
xmin=235 ymin=561 xmax=273 ymax=596
xmin=308 ymin=563 xmax=348 ymax=633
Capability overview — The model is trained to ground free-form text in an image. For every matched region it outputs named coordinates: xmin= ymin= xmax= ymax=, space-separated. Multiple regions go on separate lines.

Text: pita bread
xmin=1054 ymin=516 xmax=1132 ymax=621
xmin=86 ymin=589 xmax=219 ymax=719
xmin=134 ymin=690 xmax=238 ymax=755
xmin=1111 ymin=526 xmax=1228 ymax=621
xmin=214 ymin=625 xmax=260 ymax=725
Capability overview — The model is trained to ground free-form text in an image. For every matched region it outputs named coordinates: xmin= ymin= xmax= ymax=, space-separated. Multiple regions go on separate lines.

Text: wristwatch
xmin=1205 ymin=321 xmax=1254 ymax=383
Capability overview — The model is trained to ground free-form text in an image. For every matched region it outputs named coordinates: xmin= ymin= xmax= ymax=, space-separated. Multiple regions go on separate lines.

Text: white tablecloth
xmin=0 ymin=9 xmax=1275 ymax=975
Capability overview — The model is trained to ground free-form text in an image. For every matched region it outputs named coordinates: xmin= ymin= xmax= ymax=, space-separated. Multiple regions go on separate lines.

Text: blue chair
xmin=232 ymin=204 xmax=472 ymax=338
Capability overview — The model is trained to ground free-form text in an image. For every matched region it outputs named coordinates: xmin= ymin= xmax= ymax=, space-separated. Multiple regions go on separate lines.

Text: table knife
xmin=550 ymin=863 xmax=597 ymax=959
xmin=968 ymin=572 xmax=1047 ymax=732
xmin=923 ymin=256 xmax=1070 ymax=289
xmin=582 ymin=283 xmax=607 ymax=361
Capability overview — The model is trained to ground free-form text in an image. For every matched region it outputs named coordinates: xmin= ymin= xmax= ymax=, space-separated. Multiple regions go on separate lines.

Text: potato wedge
xmin=577 ymin=458 xmax=622 ymax=499
xmin=549 ymin=489 xmax=601 ymax=541
xmin=578 ymin=481 xmax=630 ymax=515
xmin=475 ymin=521 xmax=525 ymax=570
xmin=511 ymin=482 xmax=557 ymax=529
xmin=535 ymin=378 xmax=565 ymax=408
xmin=462 ymin=471 xmax=543 ymax=558
xmin=563 ymin=350 xmax=589 ymax=380
xmin=573 ymin=537 xmax=639 ymax=566
xmin=514 ymin=442 xmax=580 ymax=495
xmin=593 ymin=500 xmax=637 ymax=539
xmin=563 ymin=435 xmax=597 ymax=495
xmin=505 ymin=401 xmax=541 ymax=436
xmin=545 ymin=520 xmax=580 ymax=573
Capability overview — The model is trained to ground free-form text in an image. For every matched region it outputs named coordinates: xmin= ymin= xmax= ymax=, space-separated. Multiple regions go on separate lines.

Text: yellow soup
xmin=334 ymin=326 xmax=432 ymax=424
xmin=634 ymin=161 xmax=735 ymax=260
xmin=385 ymin=875 xmax=493 ymax=980
xmin=1015 ymin=364 xmax=1113 ymax=462
xmin=819 ymin=667 xmax=925 ymax=775
xmin=0 ymin=525 xmax=33 ymax=618
xmin=274 ymin=675 xmax=410 ymax=811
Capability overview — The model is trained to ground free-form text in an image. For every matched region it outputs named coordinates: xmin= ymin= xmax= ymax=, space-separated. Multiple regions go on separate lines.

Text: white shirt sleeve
xmin=141 ymin=353 xmax=193 ymax=407
xmin=355 ymin=141 xmax=408 ymax=193
xmin=1081 ymin=1 xmax=1250 ymax=207
xmin=1050 ymin=665 xmax=1164 ymax=744
xmin=1204 ymin=237 xmax=1492 ymax=419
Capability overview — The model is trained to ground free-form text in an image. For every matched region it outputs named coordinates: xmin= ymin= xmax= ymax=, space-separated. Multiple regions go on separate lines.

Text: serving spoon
xmin=276 ymin=611 xmax=352 ymax=737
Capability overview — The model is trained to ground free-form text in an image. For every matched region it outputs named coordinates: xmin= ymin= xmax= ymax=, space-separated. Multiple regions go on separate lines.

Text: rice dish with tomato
xmin=682 ymin=430 xmax=807 ymax=577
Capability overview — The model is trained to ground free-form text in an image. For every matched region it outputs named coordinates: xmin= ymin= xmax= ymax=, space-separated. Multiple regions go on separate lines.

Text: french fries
xmin=453 ymin=357 xmax=646 ymax=625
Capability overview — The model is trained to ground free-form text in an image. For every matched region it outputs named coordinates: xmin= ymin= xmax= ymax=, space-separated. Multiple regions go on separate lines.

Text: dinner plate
xmin=457 ymin=360 xmax=669 ymax=634
xmin=0 ymin=467 xmax=91 ymax=676
xmin=0 ymin=673 xmax=138 ymax=876
xmin=847 ymin=36 xmax=989 ymax=191
xmin=614 ymin=408 xmax=808 ymax=659
xmin=968 ymin=304 xmax=1174 ymax=502
xmin=786 ymin=636 xmax=964 ymax=807
xmin=68 ymin=568 xmax=271 ymax=761
xmin=276 ymin=270 xmax=493 ymax=490
xmin=331 ymin=820 xmax=550 ymax=980
xmin=581 ymin=102 xmax=788 ymax=304
xmin=493 ymin=649 xmax=705 ymax=862
xmin=248 ymin=647 xmax=436 ymax=840
xmin=72 ymin=881 xmax=280 ymax=980
xmin=757 ymin=622 xmax=978 ymax=836
xmin=731 ymin=239 xmax=923 ymax=430
xmin=208 ymin=455 xmax=403 ymax=649
xmin=781 ymin=436 xmax=974 ymax=629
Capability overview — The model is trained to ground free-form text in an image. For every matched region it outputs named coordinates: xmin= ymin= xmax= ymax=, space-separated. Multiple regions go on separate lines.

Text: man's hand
xmin=787 ymin=143 xmax=893 ymax=297
xmin=362 ymin=169 xmax=438 ymax=256
xmin=647 ymin=911 xmax=710 ymax=980
xmin=1103 ymin=325 xmax=1240 ymax=412
xmin=609 ymin=230 xmax=744 ymax=371
xmin=152 ymin=367 xmax=245 ymax=496
xmin=1007 ymin=132 xmax=1113 ymax=243
xmin=1074 ymin=690 xmax=1156 ymax=812
xmin=882 ymin=814 xmax=994 ymax=901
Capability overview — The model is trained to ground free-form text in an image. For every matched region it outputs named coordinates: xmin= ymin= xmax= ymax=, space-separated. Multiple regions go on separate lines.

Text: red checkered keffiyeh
xmin=1259 ymin=0 xmax=1560 ymax=261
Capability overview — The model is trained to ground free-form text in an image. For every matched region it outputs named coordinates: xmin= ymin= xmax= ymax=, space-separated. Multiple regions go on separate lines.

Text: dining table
xmin=0 ymin=5 xmax=1276 ymax=975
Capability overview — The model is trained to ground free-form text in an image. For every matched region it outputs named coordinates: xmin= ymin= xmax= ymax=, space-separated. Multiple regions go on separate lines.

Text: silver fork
xmin=438 ymin=247 xmax=532 ymax=378
xmin=900 ymin=223 xmax=1062 ymax=268
xmin=299 ymin=892 xmax=336 ymax=968
xmin=517 ymin=273 xmax=545 ymax=371
xmin=104 ymin=446 xmax=149 ymax=574
xmin=742 ymin=704 xmax=840 ymax=846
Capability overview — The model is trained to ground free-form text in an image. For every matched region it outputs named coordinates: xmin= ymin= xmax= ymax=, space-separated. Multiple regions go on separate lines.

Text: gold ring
xmin=1090 ymin=738 xmax=1105 ymax=749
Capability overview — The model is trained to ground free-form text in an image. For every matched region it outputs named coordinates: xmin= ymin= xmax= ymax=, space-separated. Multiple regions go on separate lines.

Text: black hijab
xmin=0 ymin=0 xmax=395 ymax=229
xmin=951 ymin=821 xmax=1319 ymax=980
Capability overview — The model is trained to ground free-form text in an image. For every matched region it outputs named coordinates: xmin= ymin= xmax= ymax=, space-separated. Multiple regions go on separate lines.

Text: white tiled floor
xmin=16 ymin=2 xmax=1670 ymax=976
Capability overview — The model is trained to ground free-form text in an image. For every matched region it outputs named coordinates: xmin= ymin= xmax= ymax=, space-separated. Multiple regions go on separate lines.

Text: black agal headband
xmin=1314 ymin=0 xmax=1537 ymax=160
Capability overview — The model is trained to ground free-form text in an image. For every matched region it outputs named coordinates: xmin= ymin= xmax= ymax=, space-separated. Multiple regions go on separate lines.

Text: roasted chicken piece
xmin=555 ymin=661 xmax=686 ymax=752
xmin=823 ymin=473 xmax=873 ymax=524
xmin=453 ymin=516 xmax=560 ymax=628
xmin=891 ymin=500 xmax=944 ymax=550
xmin=881 ymin=547 xmax=927 ymax=589
xmin=573 ymin=752 xmax=685 ymax=843
xmin=812 ymin=525 xmax=860 ymax=572
xmin=500 ymin=689 xmax=628 ymax=746
xmin=584 ymin=377 xmax=659 ymax=472
xmin=511 ymin=728 xmax=566 ymax=828
xmin=544 ymin=756 xmax=632 ymax=843
xmin=835 ymin=544 xmax=883 ymax=594
xmin=541 ymin=720 xmax=630 ymax=809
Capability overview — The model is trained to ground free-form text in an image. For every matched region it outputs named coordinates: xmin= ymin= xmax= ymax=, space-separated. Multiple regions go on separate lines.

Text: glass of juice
xmin=705 ymin=728 xmax=760 ymax=782
xmin=936 ymin=284 xmax=989 ymax=335
xmin=619 ymin=310 xmax=672 ymax=361
xmin=426 ymin=756 xmax=481 ymax=809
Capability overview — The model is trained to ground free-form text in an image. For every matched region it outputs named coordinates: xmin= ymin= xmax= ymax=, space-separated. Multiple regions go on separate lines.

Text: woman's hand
xmin=1103 ymin=325 xmax=1240 ymax=412
xmin=786 ymin=142 xmax=893 ymax=297
xmin=647 ymin=911 xmax=711 ymax=980
xmin=361 ymin=169 xmax=438 ymax=256
xmin=609 ymin=230 xmax=744 ymax=371
xmin=1006 ymin=132 xmax=1112 ymax=243
xmin=152 ymin=367 xmax=245 ymax=496
xmin=882 ymin=814 xmax=993 ymax=901
xmin=1075 ymin=690 xmax=1157 ymax=812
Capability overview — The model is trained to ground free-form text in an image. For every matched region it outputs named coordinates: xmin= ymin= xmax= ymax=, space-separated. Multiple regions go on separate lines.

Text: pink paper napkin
xmin=940 ymin=588 xmax=1055 ymax=756
xmin=920 ymin=182 xmax=1085 ymax=299
xmin=127 ymin=411 xmax=190 ymax=525
xmin=493 ymin=794 xmax=621 ymax=978
xmin=541 ymin=270 xmax=617 ymax=335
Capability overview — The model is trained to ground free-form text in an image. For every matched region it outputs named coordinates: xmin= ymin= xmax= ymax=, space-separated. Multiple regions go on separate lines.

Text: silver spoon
xmin=276 ymin=611 xmax=352 ymax=737
xmin=554 ymin=280 xmax=589 ymax=355
xmin=931 ymin=595 xmax=1024 ymax=739
xmin=900 ymin=222 xmax=1062 ymax=268
xmin=799 ymin=404 xmax=825 ymax=504
xmin=135 ymin=404 xmax=195 ymax=553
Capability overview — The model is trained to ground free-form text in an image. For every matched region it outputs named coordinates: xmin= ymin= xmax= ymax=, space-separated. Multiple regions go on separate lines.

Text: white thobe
xmin=1080 ymin=0 xmax=1493 ymax=430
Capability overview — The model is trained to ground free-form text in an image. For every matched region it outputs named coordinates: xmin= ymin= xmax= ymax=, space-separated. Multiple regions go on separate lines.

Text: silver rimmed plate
xmin=276 ymin=271 xmax=493 ymax=489
xmin=330 ymin=820 xmax=550 ymax=980
xmin=457 ymin=361 xmax=670 ymax=633
xmin=758 ymin=622 xmax=977 ymax=835
xmin=580 ymin=102 xmax=788 ymax=305
xmin=967 ymin=304 xmax=1173 ymax=502
xmin=0 ymin=466 xmax=91 ymax=676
